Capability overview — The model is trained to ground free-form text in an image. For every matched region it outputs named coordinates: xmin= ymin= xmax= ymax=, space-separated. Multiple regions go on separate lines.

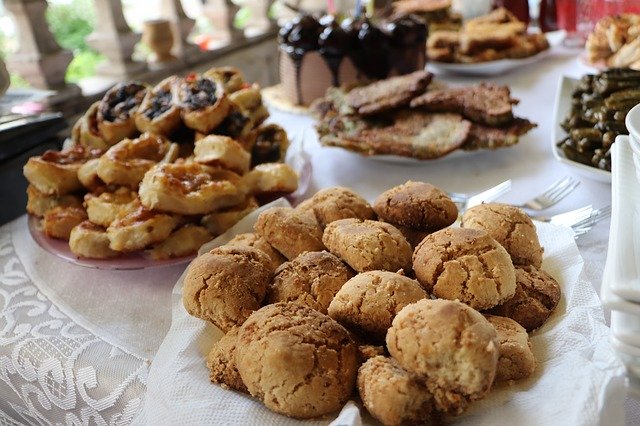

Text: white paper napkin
xmin=134 ymin=205 xmax=624 ymax=426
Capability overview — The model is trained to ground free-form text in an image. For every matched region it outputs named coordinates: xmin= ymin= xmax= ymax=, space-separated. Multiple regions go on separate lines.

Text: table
xmin=0 ymin=48 xmax=630 ymax=424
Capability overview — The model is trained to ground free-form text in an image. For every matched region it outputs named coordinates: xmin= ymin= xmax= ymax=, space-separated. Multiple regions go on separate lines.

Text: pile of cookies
xmin=427 ymin=8 xmax=549 ymax=63
xmin=182 ymin=181 xmax=561 ymax=424
xmin=23 ymin=67 xmax=298 ymax=260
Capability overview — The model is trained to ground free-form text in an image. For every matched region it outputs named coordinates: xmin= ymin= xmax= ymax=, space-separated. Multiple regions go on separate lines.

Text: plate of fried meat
xmin=426 ymin=8 xmax=558 ymax=76
xmin=312 ymin=70 xmax=536 ymax=162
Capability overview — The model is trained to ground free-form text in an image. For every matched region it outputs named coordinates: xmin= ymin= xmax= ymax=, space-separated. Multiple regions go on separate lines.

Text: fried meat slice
xmin=410 ymin=82 xmax=519 ymax=126
xmin=346 ymin=71 xmax=432 ymax=116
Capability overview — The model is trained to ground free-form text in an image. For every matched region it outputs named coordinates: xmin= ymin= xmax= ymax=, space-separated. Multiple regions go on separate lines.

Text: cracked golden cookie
xmin=294 ymin=198 xmax=315 ymax=215
xmin=235 ymin=302 xmax=358 ymax=419
xmin=461 ymin=203 xmax=543 ymax=268
xmin=413 ymin=227 xmax=516 ymax=310
xmin=485 ymin=315 xmax=536 ymax=382
xmin=322 ymin=219 xmax=412 ymax=273
xmin=328 ymin=271 xmax=427 ymax=342
xmin=225 ymin=232 xmax=286 ymax=272
xmin=267 ymin=251 xmax=354 ymax=314
xmin=310 ymin=187 xmax=376 ymax=228
xmin=206 ymin=326 xmax=248 ymax=393
xmin=254 ymin=207 xmax=325 ymax=260
xmin=358 ymin=356 xmax=437 ymax=426
xmin=182 ymin=246 xmax=272 ymax=332
xmin=487 ymin=265 xmax=561 ymax=331
xmin=373 ymin=181 xmax=458 ymax=232
xmin=386 ymin=299 xmax=499 ymax=415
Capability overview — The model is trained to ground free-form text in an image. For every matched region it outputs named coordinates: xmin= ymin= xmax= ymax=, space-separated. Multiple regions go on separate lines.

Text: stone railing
xmin=4 ymin=0 xmax=279 ymax=117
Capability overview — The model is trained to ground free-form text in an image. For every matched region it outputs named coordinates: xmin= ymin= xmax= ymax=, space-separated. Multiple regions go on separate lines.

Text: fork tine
xmin=536 ymin=205 xmax=593 ymax=225
xmin=546 ymin=178 xmax=580 ymax=202
xmin=576 ymin=205 xmax=611 ymax=228
xmin=521 ymin=176 xmax=580 ymax=210
xmin=541 ymin=176 xmax=573 ymax=199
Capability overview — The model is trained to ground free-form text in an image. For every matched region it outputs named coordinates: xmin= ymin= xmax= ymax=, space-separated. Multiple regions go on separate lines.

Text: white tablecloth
xmin=0 ymin=48 xmax=629 ymax=424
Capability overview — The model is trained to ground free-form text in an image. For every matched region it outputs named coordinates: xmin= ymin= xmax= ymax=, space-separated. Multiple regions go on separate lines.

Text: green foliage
xmin=45 ymin=0 xmax=105 ymax=83
xmin=65 ymin=50 xmax=104 ymax=83
xmin=235 ymin=8 xmax=252 ymax=29
xmin=46 ymin=0 xmax=95 ymax=51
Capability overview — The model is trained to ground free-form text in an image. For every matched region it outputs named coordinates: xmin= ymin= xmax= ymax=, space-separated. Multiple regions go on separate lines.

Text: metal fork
xmin=533 ymin=205 xmax=611 ymax=238
xmin=571 ymin=205 xmax=611 ymax=237
xmin=533 ymin=205 xmax=594 ymax=226
xmin=515 ymin=176 xmax=580 ymax=211
xmin=448 ymin=180 xmax=512 ymax=212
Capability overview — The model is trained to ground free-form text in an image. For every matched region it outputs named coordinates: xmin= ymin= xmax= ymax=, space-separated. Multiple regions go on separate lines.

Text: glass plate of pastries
xmin=426 ymin=8 xmax=561 ymax=76
xmin=23 ymin=67 xmax=310 ymax=270
xmin=312 ymin=70 xmax=536 ymax=162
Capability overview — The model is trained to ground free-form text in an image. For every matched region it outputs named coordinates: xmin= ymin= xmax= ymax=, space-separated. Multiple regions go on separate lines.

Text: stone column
xmin=86 ymin=0 xmax=146 ymax=79
xmin=224 ymin=0 xmax=246 ymax=42
xmin=4 ymin=0 xmax=81 ymax=100
xmin=160 ymin=0 xmax=201 ymax=63
xmin=265 ymin=0 xmax=278 ymax=29
xmin=202 ymin=0 xmax=245 ymax=45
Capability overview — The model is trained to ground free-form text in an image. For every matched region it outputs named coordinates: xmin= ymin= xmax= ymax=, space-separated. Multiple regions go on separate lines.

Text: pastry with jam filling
xmin=96 ymin=81 xmax=147 ymax=145
xmin=174 ymin=74 xmax=231 ymax=134
xmin=73 ymin=102 xmax=110 ymax=150
xmin=246 ymin=124 xmax=290 ymax=166
xmin=203 ymin=66 xmax=246 ymax=94
xmin=96 ymin=132 xmax=179 ymax=188
xmin=23 ymin=145 xmax=103 ymax=195
xmin=138 ymin=162 xmax=245 ymax=215
xmin=135 ymin=76 xmax=183 ymax=137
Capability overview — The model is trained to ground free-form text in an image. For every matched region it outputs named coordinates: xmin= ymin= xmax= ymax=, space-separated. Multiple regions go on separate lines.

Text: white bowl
xmin=611 ymin=336 xmax=640 ymax=380
xmin=626 ymin=104 xmax=640 ymax=184
xmin=626 ymin=104 xmax=640 ymax=154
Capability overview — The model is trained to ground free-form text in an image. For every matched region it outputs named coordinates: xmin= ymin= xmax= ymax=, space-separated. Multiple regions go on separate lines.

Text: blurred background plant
xmin=45 ymin=0 xmax=104 ymax=83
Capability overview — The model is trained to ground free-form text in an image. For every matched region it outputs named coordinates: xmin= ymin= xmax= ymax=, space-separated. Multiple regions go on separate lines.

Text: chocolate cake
xmin=279 ymin=13 xmax=428 ymax=106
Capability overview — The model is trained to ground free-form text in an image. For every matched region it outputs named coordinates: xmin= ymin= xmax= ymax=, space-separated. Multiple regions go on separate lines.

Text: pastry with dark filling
xmin=203 ymin=66 xmax=246 ymax=94
xmin=97 ymin=81 xmax=147 ymax=145
xmin=174 ymin=73 xmax=231 ymax=133
xmin=74 ymin=102 xmax=110 ymax=149
xmin=245 ymin=124 xmax=290 ymax=166
xmin=135 ymin=76 xmax=183 ymax=137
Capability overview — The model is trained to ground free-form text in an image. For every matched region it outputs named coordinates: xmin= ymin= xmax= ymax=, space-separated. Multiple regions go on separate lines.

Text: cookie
xmin=328 ymin=271 xmax=427 ymax=342
xmin=461 ymin=203 xmax=543 ymax=268
xmin=206 ymin=326 xmax=248 ymax=393
xmin=485 ymin=315 xmax=536 ymax=382
xmin=358 ymin=344 xmax=387 ymax=363
xmin=267 ymin=251 xmax=354 ymax=314
xmin=396 ymin=224 xmax=431 ymax=249
xmin=358 ymin=356 xmax=436 ymax=426
xmin=373 ymin=181 xmax=458 ymax=231
xmin=413 ymin=227 xmax=516 ymax=310
xmin=488 ymin=265 xmax=561 ymax=331
xmin=254 ymin=207 xmax=325 ymax=260
xmin=236 ymin=303 xmax=358 ymax=419
xmin=226 ymin=232 xmax=286 ymax=272
xmin=386 ymin=299 xmax=499 ymax=415
xmin=294 ymin=198 xmax=315 ymax=215
xmin=311 ymin=187 xmax=376 ymax=228
xmin=322 ymin=219 xmax=412 ymax=273
xmin=182 ymin=246 xmax=272 ymax=332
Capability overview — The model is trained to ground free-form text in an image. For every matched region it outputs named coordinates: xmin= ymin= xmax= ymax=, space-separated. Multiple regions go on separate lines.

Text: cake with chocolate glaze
xmin=279 ymin=13 xmax=428 ymax=106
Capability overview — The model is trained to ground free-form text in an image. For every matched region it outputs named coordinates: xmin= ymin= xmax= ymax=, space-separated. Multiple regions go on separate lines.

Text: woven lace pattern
xmin=0 ymin=230 xmax=148 ymax=425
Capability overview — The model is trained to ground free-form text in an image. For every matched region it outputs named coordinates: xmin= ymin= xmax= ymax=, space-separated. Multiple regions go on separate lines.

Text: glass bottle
xmin=494 ymin=0 xmax=530 ymax=25
xmin=539 ymin=0 xmax=558 ymax=32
